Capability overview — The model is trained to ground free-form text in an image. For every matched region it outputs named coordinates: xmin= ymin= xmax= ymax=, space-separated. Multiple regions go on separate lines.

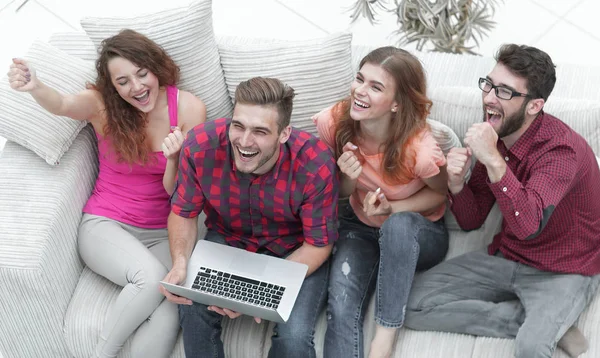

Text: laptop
xmin=161 ymin=239 xmax=308 ymax=323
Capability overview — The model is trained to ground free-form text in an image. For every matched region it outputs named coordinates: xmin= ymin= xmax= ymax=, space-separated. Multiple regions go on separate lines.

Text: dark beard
xmin=482 ymin=100 xmax=528 ymax=138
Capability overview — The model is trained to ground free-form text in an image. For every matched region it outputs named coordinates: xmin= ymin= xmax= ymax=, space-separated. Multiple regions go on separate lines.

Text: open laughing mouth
xmin=353 ymin=98 xmax=370 ymax=109
xmin=486 ymin=108 xmax=502 ymax=125
xmin=237 ymin=146 xmax=259 ymax=159
xmin=133 ymin=90 xmax=150 ymax=104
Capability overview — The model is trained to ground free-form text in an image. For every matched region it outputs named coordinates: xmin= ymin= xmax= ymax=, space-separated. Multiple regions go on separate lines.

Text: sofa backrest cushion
xmin=217 ymin=33 xmax=354 ymax=136
xmin=429 ymin=86 xmax=600 ymax=156
xmin=80 ymin=0 xmax=233 ymax=121
xmin=48 ymin=32 xmax=98 ymax=62
xmin=0 ymin=40 xmax=95 ymax=165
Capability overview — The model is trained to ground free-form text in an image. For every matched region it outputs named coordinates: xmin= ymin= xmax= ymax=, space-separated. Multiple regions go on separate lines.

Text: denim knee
xmin=274 ymin=320 xmax=315 ymax=339
xmin=178 ymin=302 xmax=213 ymax=323
xmin=379 ymin=212 xmax=422 ymax=247
xmin=271 ymin=323 xmax=315 ymax=356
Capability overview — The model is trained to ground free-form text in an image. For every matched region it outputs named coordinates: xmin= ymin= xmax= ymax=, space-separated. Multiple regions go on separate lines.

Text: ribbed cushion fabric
xmin=0 ymin=126 xmax=97 ymax=358
xmin=429 ymin=86 xmax=483 ymax=145
xmin=64 ymin=267 xmax=188 ymax=358
xmin=427 ymin=119 xmax=462 ymax=154
xmin=0 ymin=40 xmax=95 ymax=165
xmin=48 ymin=32 xmax=98 ymax=62
xmin=80 ymin=0 xmax=233 ymax=121
xmin=217 ymin=33 xmax=354 ymax=135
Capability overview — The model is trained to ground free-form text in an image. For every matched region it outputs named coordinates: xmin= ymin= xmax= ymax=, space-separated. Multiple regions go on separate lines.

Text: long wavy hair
xmin=94 ymin=29 xmax=180 ymax=164
xmin=334 ymin=46 xmax=432 ymax=184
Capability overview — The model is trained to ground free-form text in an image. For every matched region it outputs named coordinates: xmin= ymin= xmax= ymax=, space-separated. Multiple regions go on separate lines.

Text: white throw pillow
xmin=429 ymin=86 xmax=483 ymax=145
xmin=0 ymin=40 xmax=95 ymax=165
xmin=80 ymin=0 xmax=233 ymax=121
xmin=426 ymin=118 xmax=462 ymax=155
xmin=48 ymin=32 xmax=98 ymax=62
xmin=217 ymin=33 xmax=354 ymax=135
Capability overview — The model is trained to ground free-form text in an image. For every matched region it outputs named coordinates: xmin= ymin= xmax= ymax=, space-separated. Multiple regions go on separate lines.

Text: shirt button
xmin=502 ymin=187 xmax=507 ymax=192
xmin=504 ymin=156 xmax=509 ymax=161
xmin=515 ymin=211 xmax=520 ymax=216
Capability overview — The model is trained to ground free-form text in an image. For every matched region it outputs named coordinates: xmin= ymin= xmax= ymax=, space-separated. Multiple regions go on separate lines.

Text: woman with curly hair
xmin=8 ymin=29 xmax=206 ymax=358
xmin=313 ymin=46 xmax=449 ymax=358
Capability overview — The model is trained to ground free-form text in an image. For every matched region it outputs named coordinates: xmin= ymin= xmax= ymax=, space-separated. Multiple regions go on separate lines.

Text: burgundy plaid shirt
xmin=171 ymin=118 xmax=339 ymax=257
xmin=451 ymin=112 xmax=600 ymax=275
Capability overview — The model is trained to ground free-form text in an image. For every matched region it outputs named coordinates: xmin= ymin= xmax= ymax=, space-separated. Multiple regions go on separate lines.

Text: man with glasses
xmin=404 ymin=44 xmax=600 ymax=358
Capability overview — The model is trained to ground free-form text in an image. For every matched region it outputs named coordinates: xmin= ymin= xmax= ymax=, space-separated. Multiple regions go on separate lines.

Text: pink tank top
xmin=83 ymin=86 xmax=179 ymax=228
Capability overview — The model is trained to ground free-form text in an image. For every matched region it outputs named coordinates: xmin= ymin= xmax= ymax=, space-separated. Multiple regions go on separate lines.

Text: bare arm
xmin=389 ymin=166 xmax=448 ymax=213
xmin=286 ymin=242 xmax=333 ymax=277
xmin=163 ymin=91 xmax=207 ymax=194
xmin=389 ymin=185 xmax=446 ymax=213
xmin=422 ymin=165 xmax=448 ymax=195
xmin=160 ymin=138 xmax=204 ymax=305
xmin=364 ymin=166 xmax=448 ymax=217
xmin=339 ymin=173 xmax=358 ymax=198
xmin=160 ymin=212 xmax=198 ymax=305
xmin=168 ymin=212 xmax=198 ymax=269
xmin=30 ymin=83 xmax=102 ymax=121
xmin=9 ymin=58 xmax=101 ymax=121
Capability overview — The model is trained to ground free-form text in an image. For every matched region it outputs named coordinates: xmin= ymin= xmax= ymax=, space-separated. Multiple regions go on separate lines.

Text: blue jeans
xmin=405 ymin=250 xmax=600 ymax=358
xmin=179 ymin=230 xmax=329 ymax=358
xmin=324 ymin=202 xmax=449 ymax=358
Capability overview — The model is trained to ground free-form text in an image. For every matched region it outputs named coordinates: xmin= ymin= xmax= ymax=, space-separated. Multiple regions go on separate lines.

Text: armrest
xmin=0 ymin=125 xmax=98 ymax=358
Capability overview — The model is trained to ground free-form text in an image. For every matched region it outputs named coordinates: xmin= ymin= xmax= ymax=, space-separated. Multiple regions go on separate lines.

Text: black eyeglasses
xmin=478 ymin=77 xmax=531 ymax=100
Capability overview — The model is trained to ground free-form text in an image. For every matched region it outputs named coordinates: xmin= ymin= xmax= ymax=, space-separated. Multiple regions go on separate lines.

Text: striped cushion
xmin=426 ymin=119 xmax=462 ymax=155
xmin=429 ymin=86 xmax=600 ymax=156
xmin=217 ymin=33 xmax=354 ymax=135
xmin=80 ymin=0 xmax=233 ymax=121
xmin=48 ymin=32 xmax=98 ymax=62
xmin=0 ymin=40 xmax=95 ymax=165
xmin=0 ymin=126 xmax=97 ymax=358
xmin=429 ymin=86 xmax=483 ymax=145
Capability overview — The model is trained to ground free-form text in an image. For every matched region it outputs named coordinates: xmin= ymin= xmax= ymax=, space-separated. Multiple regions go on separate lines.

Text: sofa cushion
xmin=65 ymin=267 xmax=271 ymax=358
xmin=0 ymin=40 xmax=95 ymax=165
xmin=80 ymin=0 xmax=233 ymax=121
xmin=429 ymin=86 xmax=600 ymax=156
xmin=217 ymin=33 xmax=354 ymax=135
xmin=48 ymin=32 xmax=98 ymax=62
xmin=0 ymin=126 xmax=97 ymax=358
xmin=429 ymin=86 xmax=483 ymax=145
xmin=426 ymin=119 xmax=462 ymax=155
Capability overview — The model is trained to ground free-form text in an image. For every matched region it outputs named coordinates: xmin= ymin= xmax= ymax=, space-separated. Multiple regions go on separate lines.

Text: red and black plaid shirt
xmin=451 ymin=112 xmax=600 ymax=275
xmin=171 ymin=118 xmax=339 ymax=257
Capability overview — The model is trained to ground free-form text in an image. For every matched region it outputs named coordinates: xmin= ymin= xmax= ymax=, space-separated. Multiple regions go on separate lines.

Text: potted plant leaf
xmin=349 ymin=0 xmax=503 ymax=55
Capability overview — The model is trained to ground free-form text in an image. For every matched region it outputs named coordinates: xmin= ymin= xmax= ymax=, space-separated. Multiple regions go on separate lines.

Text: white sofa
xmin=1 ymin=4 xmax=600 ymax=358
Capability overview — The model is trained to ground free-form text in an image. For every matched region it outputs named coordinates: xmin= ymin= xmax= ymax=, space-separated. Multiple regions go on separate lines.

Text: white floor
xmin=1 ymin=0 xmax=599 ymax=156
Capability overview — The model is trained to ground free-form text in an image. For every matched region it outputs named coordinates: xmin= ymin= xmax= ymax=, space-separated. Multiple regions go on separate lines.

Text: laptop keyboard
xmin=192 ymin=267 xmax=286 ymax=310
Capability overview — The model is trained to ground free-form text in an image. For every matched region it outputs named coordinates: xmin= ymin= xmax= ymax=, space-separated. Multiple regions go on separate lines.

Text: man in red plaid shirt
xmin=405 ymin=44 xmax=600 ymax=358
xmin=160 ymin=77 xmax=339 ymax=358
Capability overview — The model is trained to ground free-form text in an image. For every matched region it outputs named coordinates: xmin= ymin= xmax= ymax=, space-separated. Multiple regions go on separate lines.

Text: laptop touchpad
xmin=228 ymin=252 xmax=267 ymax=276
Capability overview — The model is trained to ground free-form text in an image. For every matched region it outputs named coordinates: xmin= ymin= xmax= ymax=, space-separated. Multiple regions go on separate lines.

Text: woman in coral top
xmin=314 ymin=47 xmax=449 ymax=358
xmin=8 ymin=29 xmax=206 ymax=358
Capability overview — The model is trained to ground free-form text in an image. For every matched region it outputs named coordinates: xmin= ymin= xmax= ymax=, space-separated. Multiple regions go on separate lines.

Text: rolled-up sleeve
xmin=300 ymin=150 xmax=339 ymax=246
xmin=170 ymin=142 xmax=205 ymax=218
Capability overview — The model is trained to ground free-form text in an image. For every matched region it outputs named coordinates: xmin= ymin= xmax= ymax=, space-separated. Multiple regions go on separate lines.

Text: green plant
xmin=349 ymin=0 xmax=503 ymax=55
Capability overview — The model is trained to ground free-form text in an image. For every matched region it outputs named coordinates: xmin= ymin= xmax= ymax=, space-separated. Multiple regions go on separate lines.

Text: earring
xmin=391 ymin=108 xmax=397 ymax=112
